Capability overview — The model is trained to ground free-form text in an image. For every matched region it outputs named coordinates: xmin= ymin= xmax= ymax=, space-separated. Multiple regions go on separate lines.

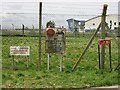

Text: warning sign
xmin=45 ymin=28 xmax=65 ymax=53
xmin=10 ymin=46 xmax=30 ymax=56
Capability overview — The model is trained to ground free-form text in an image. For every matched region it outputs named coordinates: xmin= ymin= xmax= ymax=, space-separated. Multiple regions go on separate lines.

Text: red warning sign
xmin=98 ymin=40 xmax=111 ymax=45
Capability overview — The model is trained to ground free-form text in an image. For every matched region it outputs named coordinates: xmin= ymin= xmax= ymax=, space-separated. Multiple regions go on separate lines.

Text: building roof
xmin=66 ymin=18 xmax=85 ymax=22
xmin=86 ymin=14 xmax=120 ymax=22
xmin=67 ymin=14 xmax=119 ymax=24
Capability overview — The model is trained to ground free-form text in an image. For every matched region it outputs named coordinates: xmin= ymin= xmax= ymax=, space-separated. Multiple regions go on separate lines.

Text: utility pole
xmin=100 ymin=4 xmax=108 ymax=69
xmin=39 ymin=2 xmax=42 ymax=67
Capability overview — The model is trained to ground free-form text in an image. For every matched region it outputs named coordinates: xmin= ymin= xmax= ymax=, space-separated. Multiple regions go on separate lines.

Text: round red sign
xmin=47 ymin=28 xmax=55 ymax=37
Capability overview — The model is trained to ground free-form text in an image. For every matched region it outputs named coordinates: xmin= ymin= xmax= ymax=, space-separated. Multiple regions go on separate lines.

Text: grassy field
xmin=2 ymin=34 xmax=119 ymax=88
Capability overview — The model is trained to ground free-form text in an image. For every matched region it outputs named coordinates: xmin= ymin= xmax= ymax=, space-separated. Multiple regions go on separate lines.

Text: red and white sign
xmin=98 ymin=40 xmax=111 ymax=45
xmin=10 ymin=46 xmax=30 ymax=56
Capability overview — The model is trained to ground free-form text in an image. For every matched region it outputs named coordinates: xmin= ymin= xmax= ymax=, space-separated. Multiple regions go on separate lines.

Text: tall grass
xmin=2 ymin=35 xmax=118 ymax=88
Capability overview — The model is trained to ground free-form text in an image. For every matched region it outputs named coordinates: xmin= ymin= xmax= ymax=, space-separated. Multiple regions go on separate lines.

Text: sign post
xmin=60 ymin=54 xmax=63 ymax=72
xmin=45 ymin=27 xmax=65 ymax=71
xmin=48 ymin=54 xmax=50 ymax=70
xmin=26 ymin=56 xmax=29 ymax=68
xmin=12 ymin=55 xmax=14 ymax=69
xmin=98 ymin=39 xmax=112 ymax=71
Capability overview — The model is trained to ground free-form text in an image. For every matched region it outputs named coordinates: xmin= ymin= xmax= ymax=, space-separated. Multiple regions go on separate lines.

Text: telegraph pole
xmin=39 ymin=2 xmax=42 ymax=67
xmin=100 ymin=4 xmax=108 ymax=69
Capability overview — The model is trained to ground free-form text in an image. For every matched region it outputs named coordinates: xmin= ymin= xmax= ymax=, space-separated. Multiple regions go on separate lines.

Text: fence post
xmin=22 ymin=24 xmax=24 ymax=36
xmin=100 ymin=4 xmax=108 ymax=69
xmin=38 ymin=2 xmax=42 ymax=67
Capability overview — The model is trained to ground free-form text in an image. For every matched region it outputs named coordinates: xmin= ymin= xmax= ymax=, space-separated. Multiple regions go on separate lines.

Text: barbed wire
xmin=1 ymin=2 xmax=119 ymax=29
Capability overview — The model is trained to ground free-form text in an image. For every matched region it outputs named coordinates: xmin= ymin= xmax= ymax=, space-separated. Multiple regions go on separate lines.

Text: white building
xmin=85 ymin=14 xmax=120 ymax=31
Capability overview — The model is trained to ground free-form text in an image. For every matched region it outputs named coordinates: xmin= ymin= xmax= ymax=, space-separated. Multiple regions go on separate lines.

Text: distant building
xmin=67 ymin=15 xmax=120 ymax=33
xmin=85 ymin=14 xmax=120 ymax=31
xmin=66 ymin=18 xmax=85 ymax=32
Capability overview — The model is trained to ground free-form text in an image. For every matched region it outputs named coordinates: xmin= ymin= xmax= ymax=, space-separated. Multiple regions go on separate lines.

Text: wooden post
xmin=100 ymin=4 xmax=108 ymax=69
xmin=39 ymin=2 xmax=42 ymax=67
xmin=72 ymin=23 xmax=101 ymax=71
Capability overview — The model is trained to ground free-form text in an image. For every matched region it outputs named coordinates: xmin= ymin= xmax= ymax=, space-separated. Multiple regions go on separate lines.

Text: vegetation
xmin=2 ymin=34 xmax=118 ymax=88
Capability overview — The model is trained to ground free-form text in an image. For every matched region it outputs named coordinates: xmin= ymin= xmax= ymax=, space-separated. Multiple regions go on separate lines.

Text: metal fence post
xmin=12 ymin=55 xmax=14 ymax=70
xmin=39 ymin=2 xmax=42 ymax=67
xmin=98 ymin=45 xmax=101 ymax=69
xmin=60 ymin=54 xmax=63 ymax=72
xmin=48 ymin=54 xmax=50 ymax=70
xmin=109 ymin=44 xmax=112 ymax=71
xmin=26 ymin=56 xmax=29 ymax=68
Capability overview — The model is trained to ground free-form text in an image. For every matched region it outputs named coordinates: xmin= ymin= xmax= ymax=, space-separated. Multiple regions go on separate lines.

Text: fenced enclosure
xmin=1 ymin=1 xmax=119 ymax=88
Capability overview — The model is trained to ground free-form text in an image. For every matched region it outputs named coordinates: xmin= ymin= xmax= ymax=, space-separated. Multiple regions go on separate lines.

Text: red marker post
xmin=98 ymin=39 xmax=112 ymax=71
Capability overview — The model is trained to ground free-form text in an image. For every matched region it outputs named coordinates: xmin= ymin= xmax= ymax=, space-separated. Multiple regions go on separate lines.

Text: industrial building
xmin=67 ymin=14 xmax=120 ymax=32
xmin=66 ymin=18 xmax=85 ymax=32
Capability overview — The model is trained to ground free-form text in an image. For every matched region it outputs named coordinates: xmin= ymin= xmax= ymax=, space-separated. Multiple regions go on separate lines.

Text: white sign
xmin=10 ymin=46 xmax=30 ymax=56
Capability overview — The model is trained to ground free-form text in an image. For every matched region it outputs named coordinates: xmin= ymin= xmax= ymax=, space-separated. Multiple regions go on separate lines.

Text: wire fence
xmin=1 ymin=2 xmax=118 ymax=28
xmin=1 ymin=2 xmax=119 ymax=70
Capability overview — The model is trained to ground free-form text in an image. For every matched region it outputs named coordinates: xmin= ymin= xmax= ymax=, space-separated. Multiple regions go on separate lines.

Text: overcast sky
xmin=0 ymin=0 xmax=119 ymax=29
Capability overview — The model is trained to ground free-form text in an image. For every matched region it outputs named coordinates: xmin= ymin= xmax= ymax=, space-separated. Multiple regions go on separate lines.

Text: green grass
xmin=2 ymin=34 xmax=119 ymax=88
